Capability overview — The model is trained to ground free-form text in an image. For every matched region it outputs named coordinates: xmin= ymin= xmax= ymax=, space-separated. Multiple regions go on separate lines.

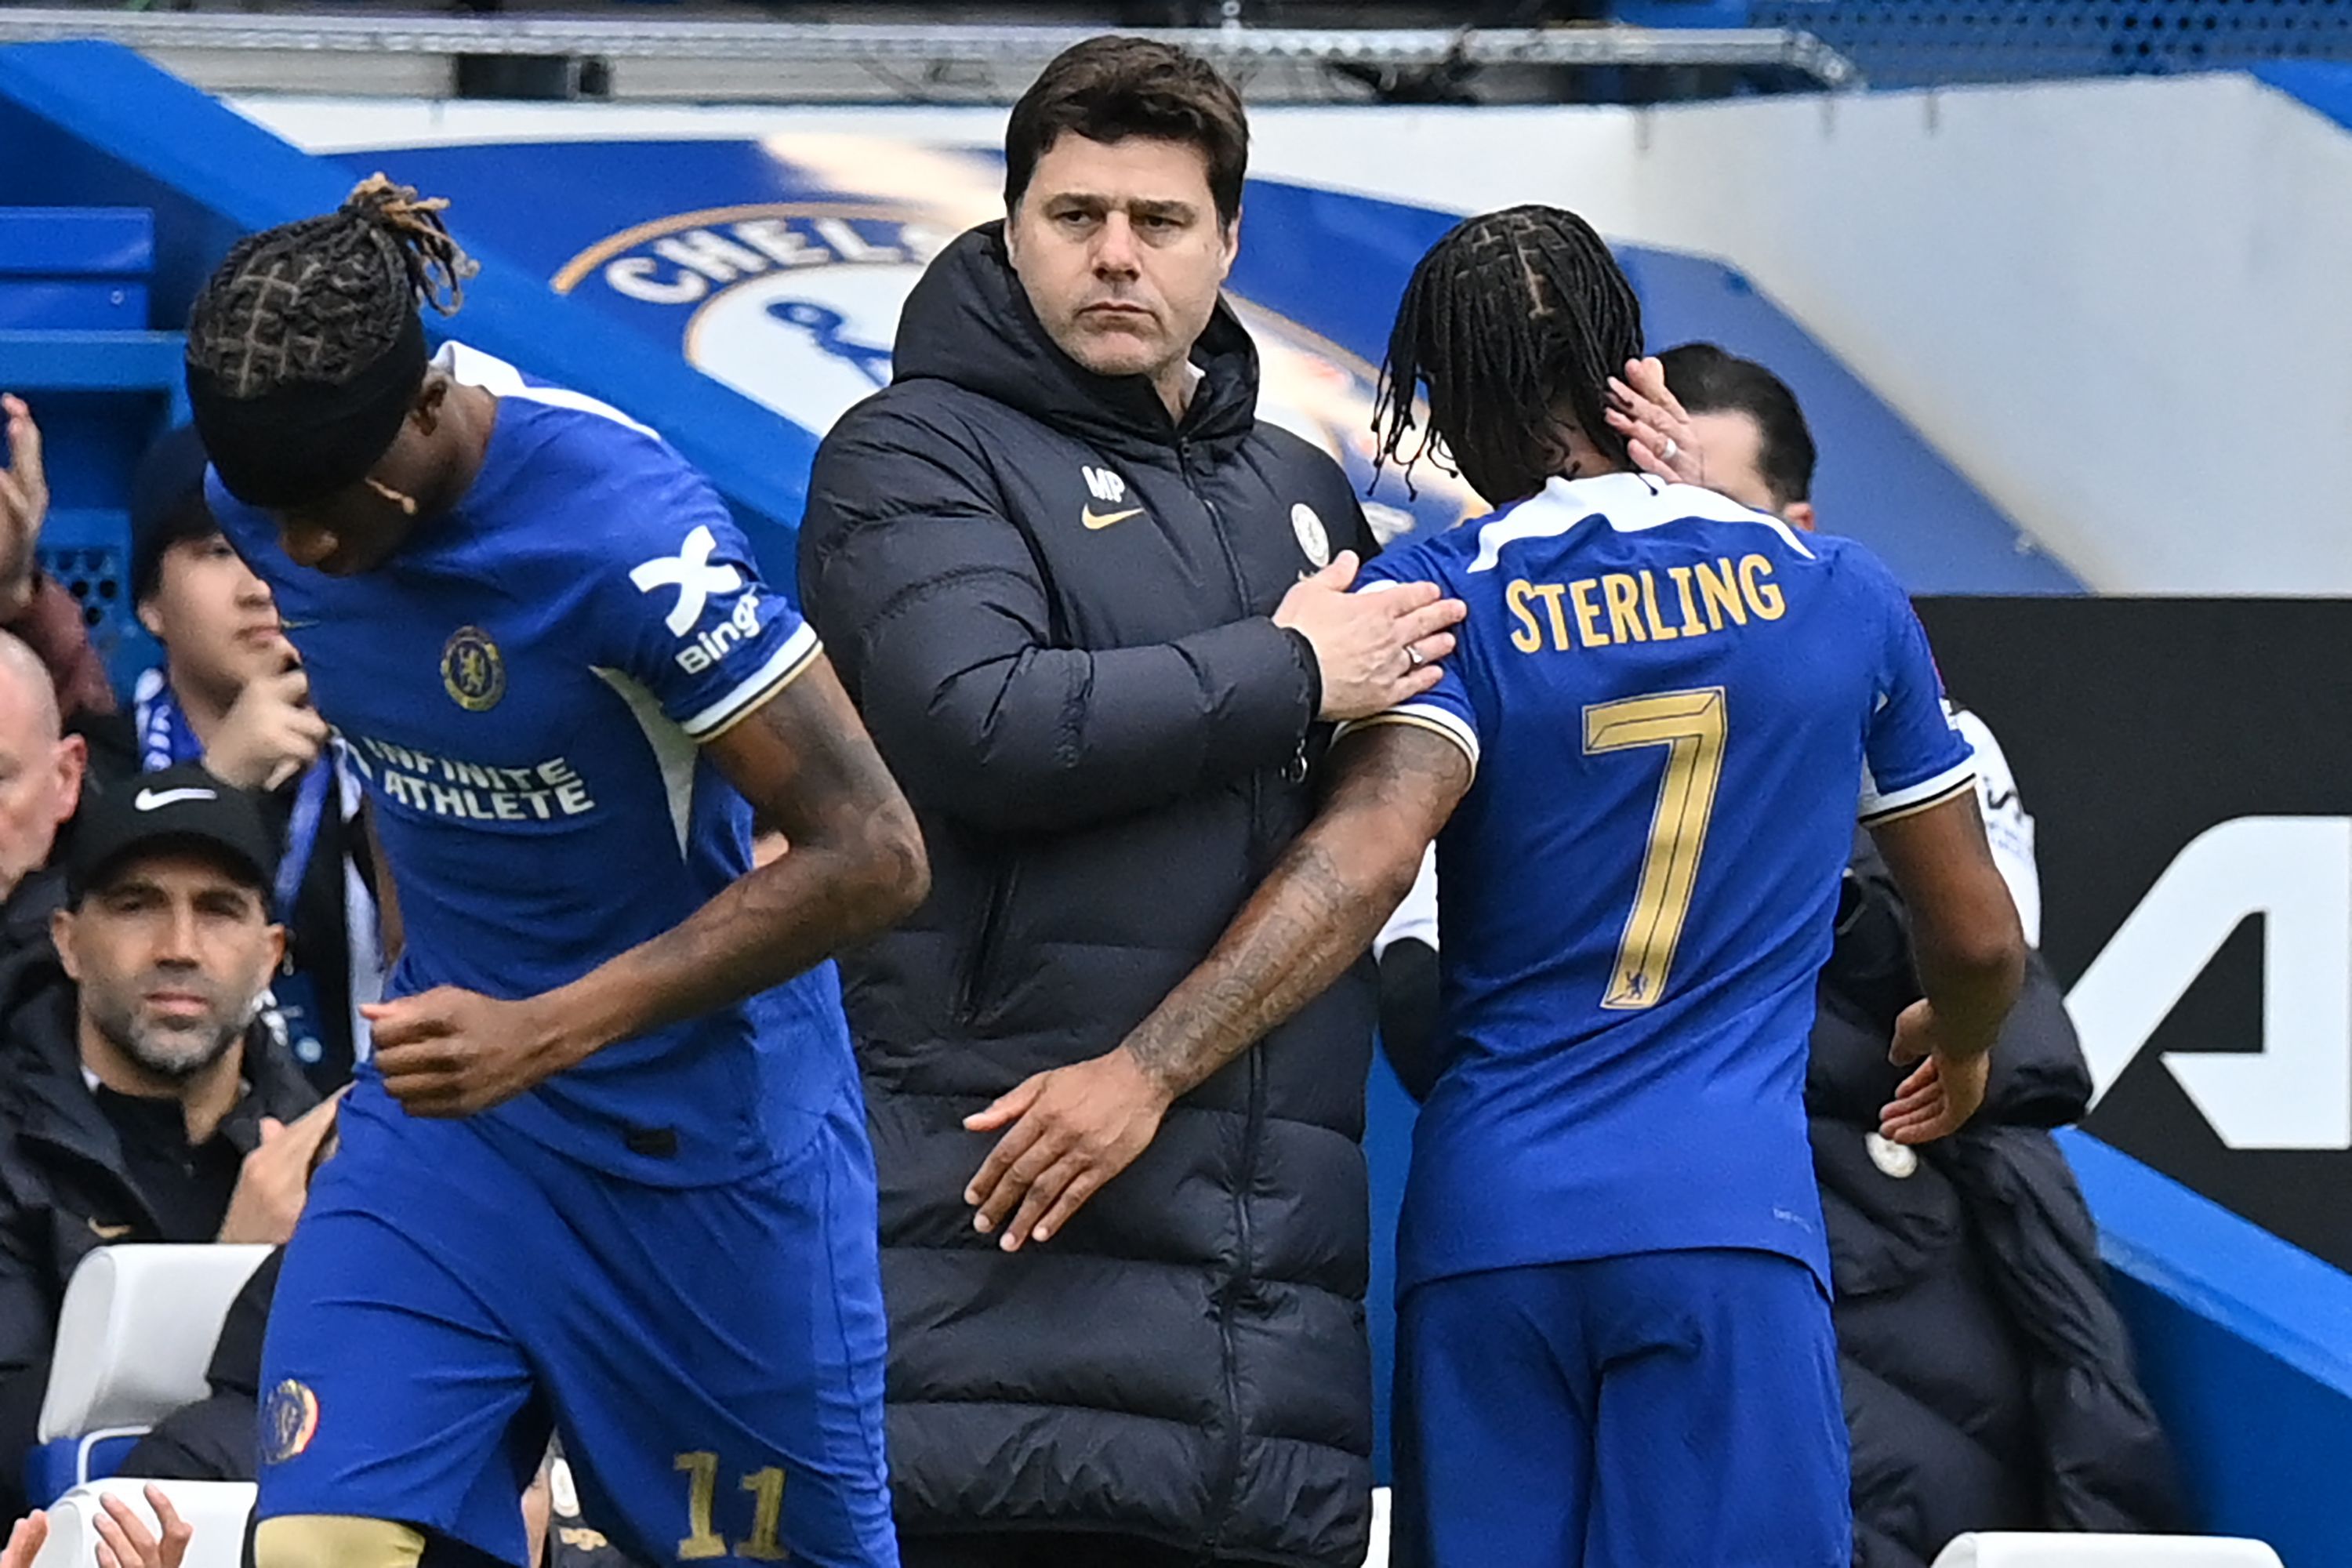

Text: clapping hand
xmin=1 ymin=394 xmax=48 ymax=619
xmin=0 ymin=1484 xmax=194 ymax=1568
xmin=92 ymin=1488 xmax=192 ymax=1568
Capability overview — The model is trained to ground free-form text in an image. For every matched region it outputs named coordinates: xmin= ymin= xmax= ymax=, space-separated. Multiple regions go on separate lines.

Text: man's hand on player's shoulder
xmin=368 ymin=989 xmax=584 ymax=1119
xmin=1272 ymin=552 xmax=1464 ymax=723
xmin=961 ymin=1047 xmax=1175 ymax=1252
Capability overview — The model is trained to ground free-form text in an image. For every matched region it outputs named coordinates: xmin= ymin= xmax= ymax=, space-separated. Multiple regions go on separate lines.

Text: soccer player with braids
xmin=184 ymin=177 xmax=927 ymax=1568
xmin=983 ymin=205 xmax=2027 ymax=1566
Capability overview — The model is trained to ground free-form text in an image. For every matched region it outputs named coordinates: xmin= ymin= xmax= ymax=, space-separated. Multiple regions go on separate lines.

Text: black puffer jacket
xmin=800 ymin=225 xmax=1377 ymax=1566
xmin=1812 ymin=844 xmax=2180 ymax=1566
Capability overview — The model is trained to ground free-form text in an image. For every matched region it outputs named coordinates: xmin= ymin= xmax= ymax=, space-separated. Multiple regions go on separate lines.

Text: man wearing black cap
xmin=124 ymin=425 xmax=379 ymax=1093
xmin=0 ymin=765 xmax=329 ymax=1518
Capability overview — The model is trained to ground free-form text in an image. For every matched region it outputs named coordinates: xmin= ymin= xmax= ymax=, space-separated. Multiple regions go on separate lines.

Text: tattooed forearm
xmin=538 ymin=655 xmax=929 ymax=1064
xmin=1120 ymin=724 xmax=1472 ymax=1101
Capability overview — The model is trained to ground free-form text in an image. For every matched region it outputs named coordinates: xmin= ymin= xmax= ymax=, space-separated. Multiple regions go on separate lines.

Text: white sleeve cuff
xmin=681 ymin=622 xmax=822 ymax=739
xmin=1336 ymin=702 xmax=1481 ymax=777
xmin=1859 ymin=755 xmax=1978 ymax=823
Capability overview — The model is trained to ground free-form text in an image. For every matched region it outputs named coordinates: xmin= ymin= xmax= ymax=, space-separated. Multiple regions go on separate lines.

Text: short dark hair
xmin=129 ymin=423 xmax=214 ymax=605
xmin=1656 ymin=343 xmax=1817 ymax=507
xmin=1004 ymin=37 xmax=1249 ymax=227
xmin=1375 ymin=205 xmax=1643 ymax=506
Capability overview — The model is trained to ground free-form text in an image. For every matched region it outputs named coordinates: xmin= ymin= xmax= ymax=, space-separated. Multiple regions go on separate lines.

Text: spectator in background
xmin=0 ymin=397 xmax=116 ymax=728
xmin=800 ymin=35 xmax=1462 ymax=1566
xmin=0 ymin=631 xmax=85 ymax=971
xmin=1377 ymin=343 xmax=2179 ymax=1564
xmin=0 ymin=768 xmax=329 ymax=1522
xmin=123 ymin=427 xmax=380 ymax=1092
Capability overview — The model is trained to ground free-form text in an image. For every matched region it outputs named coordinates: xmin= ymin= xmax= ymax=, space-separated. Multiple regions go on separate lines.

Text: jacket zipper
xmin=1206 ymin=1042 xmax=1269 ymax=1557
xmin=1182 ymin=439 xmax=1276 ymax=867
xmin=1178 ymin=437 xmax=1277 ymax=1552
xmin=953 ymin=860 xmax=1018 ymax=1026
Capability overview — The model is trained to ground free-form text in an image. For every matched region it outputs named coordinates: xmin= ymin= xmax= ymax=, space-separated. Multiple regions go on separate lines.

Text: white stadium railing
xmin=0 ymin=9 xmax=1862 ymax=100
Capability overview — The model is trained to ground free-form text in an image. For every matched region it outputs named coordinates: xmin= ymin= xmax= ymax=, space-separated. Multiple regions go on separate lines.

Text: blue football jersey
xmin=1352 ymin=472 xmax=1974 ymax=1292
xmin=209 ymin=343 xmax=852 ymax=1186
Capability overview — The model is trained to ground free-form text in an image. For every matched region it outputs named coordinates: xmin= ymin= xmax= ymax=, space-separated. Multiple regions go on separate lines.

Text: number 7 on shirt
xmin=1584 ymin=686 xmax=1728 ymax=1011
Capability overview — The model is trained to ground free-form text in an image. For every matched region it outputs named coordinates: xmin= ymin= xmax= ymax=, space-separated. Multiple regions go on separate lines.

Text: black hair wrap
xmin=187 ymin=306 xmax=427 ymax=509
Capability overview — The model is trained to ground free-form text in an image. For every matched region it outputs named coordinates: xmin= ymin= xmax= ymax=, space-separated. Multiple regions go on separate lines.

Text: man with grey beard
xmin=0 ymin=766 xmax=330 ymax=1517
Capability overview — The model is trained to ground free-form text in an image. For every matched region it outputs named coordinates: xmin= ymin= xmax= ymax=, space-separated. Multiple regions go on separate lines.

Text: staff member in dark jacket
xmin=0 ymin=768 xmax=328 ymax=1519
xmin=1813 ymin=841 xmax=2180 ymax=1566
xmin=800 ymin=35 xmax=1461 ymax=1568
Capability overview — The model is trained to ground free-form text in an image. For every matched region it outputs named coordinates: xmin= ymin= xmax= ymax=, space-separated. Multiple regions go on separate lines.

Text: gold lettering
xmin=1602 ymin=574 xmax=1648 ymax=643
xmin=1506 ymin=579 xmax=1544 ymax=653
xmin=1695 ymin=559 xmax=1748 ymax=630
xmin=1570 ymin=579 xmax=1610 ymax=647
xmin=1639 ymin=571 xmax=1679 ymax=641
xmin=1740 ymin=554 xmax=1787 ymax=619
xmin=1529 ymin=582 xmax=1575 ymax=651
xmin=1668 ymin=565 xmax=1708 ymax=637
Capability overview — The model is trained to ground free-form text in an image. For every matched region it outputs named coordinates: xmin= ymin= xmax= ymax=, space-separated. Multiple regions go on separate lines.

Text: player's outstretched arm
xmin=368 ymin=656 xmax=927 ymax=1117
xmin=1867 ymin=789 xmax=2028 ymax=1145
xmin=962 ymin=722 xmax=1470 ymax=1250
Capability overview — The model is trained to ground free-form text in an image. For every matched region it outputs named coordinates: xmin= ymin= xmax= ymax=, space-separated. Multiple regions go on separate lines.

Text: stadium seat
xmin=28 ymin=1478 xmax=253 ymax=1568
xmin=27 ymin=1246 xmax=274 ymax=1507
xmin=1932 ymin=1534 xmax=2286 ymax=1566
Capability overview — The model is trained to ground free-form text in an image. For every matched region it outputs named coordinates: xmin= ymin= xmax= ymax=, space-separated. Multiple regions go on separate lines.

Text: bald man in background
xmin=0 ymin=629 xmax=85 ymax=970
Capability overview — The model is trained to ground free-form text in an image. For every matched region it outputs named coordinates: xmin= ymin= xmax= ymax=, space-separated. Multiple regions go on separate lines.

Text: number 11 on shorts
xmin=675 ymin=1450 xmax=789 ymax=1561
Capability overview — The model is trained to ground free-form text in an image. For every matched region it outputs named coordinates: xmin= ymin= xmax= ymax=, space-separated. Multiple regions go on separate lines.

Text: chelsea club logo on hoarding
xmin=553 ymin=201 xmax=1482 ymax=541
xmin=554 ymin=203 xmax=953 ymax=439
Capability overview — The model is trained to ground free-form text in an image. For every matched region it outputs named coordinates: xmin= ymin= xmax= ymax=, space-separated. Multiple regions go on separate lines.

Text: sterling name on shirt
xmin=1501 ymin=554 xmax=1785 ymax=654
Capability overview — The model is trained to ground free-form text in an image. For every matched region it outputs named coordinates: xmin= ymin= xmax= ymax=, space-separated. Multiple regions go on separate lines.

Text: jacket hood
xmin=891 ymin=222 xmax=1260 ymax=456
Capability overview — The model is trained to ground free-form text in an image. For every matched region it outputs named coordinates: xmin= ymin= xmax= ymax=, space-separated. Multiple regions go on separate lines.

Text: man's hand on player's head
xmin=1606 ymin=357 xmax=1706 ymax=489
xmin=219 ymin=1089 xmax=346 ymax=1245
xmin=202 ymin=663 xmax=329 ymax=793
xmin=1878 ymin=999 xmax=1993 ymax=1145
xmin=368 ymin=988 xmax=577 ymax=1118
xmin=1272 ymin=552 xmax=1465 ymax=723
xmin=961 ymin=1047 xmax=1174 ymax=1252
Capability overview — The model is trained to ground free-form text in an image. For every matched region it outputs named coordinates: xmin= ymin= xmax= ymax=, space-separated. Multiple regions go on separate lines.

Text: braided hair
xmin=1373 ymin=205 xmax=1643 ymax=506
xmin=187 ymin=174 xmax=474 ymax=398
